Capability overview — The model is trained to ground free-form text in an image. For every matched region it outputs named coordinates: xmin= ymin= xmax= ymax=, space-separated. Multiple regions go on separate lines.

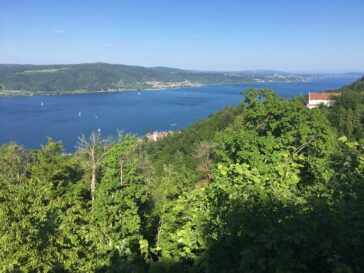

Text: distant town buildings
xmin=146 ymin=131 xmax=173 ymax=142
xmin=307 ymin=92 xmax=341 ymax=109
xmin=146 ymin=80 xmax=201 ymax=89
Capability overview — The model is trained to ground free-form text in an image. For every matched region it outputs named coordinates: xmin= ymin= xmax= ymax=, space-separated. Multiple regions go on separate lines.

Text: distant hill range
xmin=0 ymin=63 xmax=361 ymax=96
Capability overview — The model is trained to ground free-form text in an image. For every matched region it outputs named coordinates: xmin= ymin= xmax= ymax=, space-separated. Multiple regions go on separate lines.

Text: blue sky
xmin=0 ymin=0 xmax=363 ymax=72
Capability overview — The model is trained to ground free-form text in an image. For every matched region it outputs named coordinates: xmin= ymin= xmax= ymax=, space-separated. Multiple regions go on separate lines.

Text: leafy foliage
xmin=0 ymin=87 xmax=363 ymax=272
xmin=326 ymin=76 xmax=364 ymax=139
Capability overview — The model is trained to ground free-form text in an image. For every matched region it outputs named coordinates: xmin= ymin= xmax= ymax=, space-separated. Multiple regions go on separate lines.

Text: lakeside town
xmin=146 ymin=130 xmax=175 ymax=141
xmin=145 ymin=80 xmax=202 ymax=89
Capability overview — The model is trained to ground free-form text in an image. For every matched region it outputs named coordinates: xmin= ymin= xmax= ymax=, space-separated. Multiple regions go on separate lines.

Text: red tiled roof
xmin=309 ymin=92 xmax=341 ymax=100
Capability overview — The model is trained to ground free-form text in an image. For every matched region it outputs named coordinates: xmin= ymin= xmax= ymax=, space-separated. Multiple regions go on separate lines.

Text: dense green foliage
xmin=326 ymin=76 xmax=364 ymax=139
xmin=1 ymin=86 xmax=364 ymax=272
xmin=0 ymin=63 xmax=308 ymax=95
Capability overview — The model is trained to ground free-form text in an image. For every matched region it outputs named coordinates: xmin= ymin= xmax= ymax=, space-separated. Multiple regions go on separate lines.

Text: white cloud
xmin=52 ymin=29 xmax=65 ymax=34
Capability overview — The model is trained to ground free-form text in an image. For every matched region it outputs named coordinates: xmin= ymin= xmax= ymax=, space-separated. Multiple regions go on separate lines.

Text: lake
xmin=0 ymin=76 xmax=360 ymax=151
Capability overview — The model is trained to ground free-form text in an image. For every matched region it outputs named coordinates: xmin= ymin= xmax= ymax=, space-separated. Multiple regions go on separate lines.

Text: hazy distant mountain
xmin=149 ymin=67 xmax=188 ymax=73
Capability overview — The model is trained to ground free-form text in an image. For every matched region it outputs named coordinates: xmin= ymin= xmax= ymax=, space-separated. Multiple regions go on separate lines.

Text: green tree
xmin=0 ymin=142 xmax=69 ymax=272
xmin=91 ymin=135 xmax=151 ymax=272
xmin=0 ymin=143 xmax=33 ymax=184
xmin=77 ymin=132 xmax=112 ymax=201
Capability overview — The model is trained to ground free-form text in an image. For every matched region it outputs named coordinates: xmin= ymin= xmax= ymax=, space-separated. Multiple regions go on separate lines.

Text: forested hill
xmin=1 ymin=85 xmax=363 ymax=272
xmin=0 ymin=63 xmax=312 ymax=96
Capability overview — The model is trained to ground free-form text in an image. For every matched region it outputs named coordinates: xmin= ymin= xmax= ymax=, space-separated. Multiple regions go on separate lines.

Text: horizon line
xmin=0 ymin=62 xmax=363 ymax=75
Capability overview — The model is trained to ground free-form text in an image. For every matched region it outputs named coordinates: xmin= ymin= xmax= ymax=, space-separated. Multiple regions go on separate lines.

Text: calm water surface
xmin=0 ymin=77 xmax=359 ymax=151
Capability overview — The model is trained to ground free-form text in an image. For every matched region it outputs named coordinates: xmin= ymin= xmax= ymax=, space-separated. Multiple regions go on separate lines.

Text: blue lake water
xmin=0 ymin=76 xmax=360 ymax=151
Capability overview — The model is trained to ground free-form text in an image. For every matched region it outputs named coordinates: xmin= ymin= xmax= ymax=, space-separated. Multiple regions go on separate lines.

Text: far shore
xmin=0 ymin=84 xmax=208 ymax=98
xmin=0 ymin=79 xmax=311 ymax=98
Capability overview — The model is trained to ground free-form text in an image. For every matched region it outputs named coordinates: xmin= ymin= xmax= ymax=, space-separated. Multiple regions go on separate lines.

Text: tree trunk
xmin=120 ymin=159 xmax=124 ymax=187
xmin=91 ymin=164 xmax=96 ymax=201
xmin=156 ymin=218 xmax=164 ymax=249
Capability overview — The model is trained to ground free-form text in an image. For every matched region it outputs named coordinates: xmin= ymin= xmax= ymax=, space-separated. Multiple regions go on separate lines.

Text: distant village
xmin=145 ymin=80 xmax=202 ymax=89
xmin=146 ymin=130 xmax=175 ymax=142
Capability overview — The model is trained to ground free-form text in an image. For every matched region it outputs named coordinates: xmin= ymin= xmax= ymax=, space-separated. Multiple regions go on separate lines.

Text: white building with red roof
xmin=307 ymin=92 xmax=341 ymax=109
xmin=146 ymin=131 xmax=173 ymax=142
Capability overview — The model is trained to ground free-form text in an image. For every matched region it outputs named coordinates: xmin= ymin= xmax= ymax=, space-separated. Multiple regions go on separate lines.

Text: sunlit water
xmin=0 ymin=77 xmax=359 ymax=151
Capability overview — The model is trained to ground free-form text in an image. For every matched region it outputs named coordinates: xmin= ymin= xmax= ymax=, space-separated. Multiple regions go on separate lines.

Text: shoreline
xmin=0 ymin=80 xmax=311 ymax=98
xmin=0 ymin=85 xmax=206 ymax=98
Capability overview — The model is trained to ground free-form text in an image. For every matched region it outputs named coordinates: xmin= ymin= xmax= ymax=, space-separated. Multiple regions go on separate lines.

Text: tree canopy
xmin=0 ymin=86 xmax=363 ymax=272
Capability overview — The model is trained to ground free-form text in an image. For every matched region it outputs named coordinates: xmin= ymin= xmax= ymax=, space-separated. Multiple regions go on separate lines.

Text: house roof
xmin=309 ymin=92 xmax=341 ymax=100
